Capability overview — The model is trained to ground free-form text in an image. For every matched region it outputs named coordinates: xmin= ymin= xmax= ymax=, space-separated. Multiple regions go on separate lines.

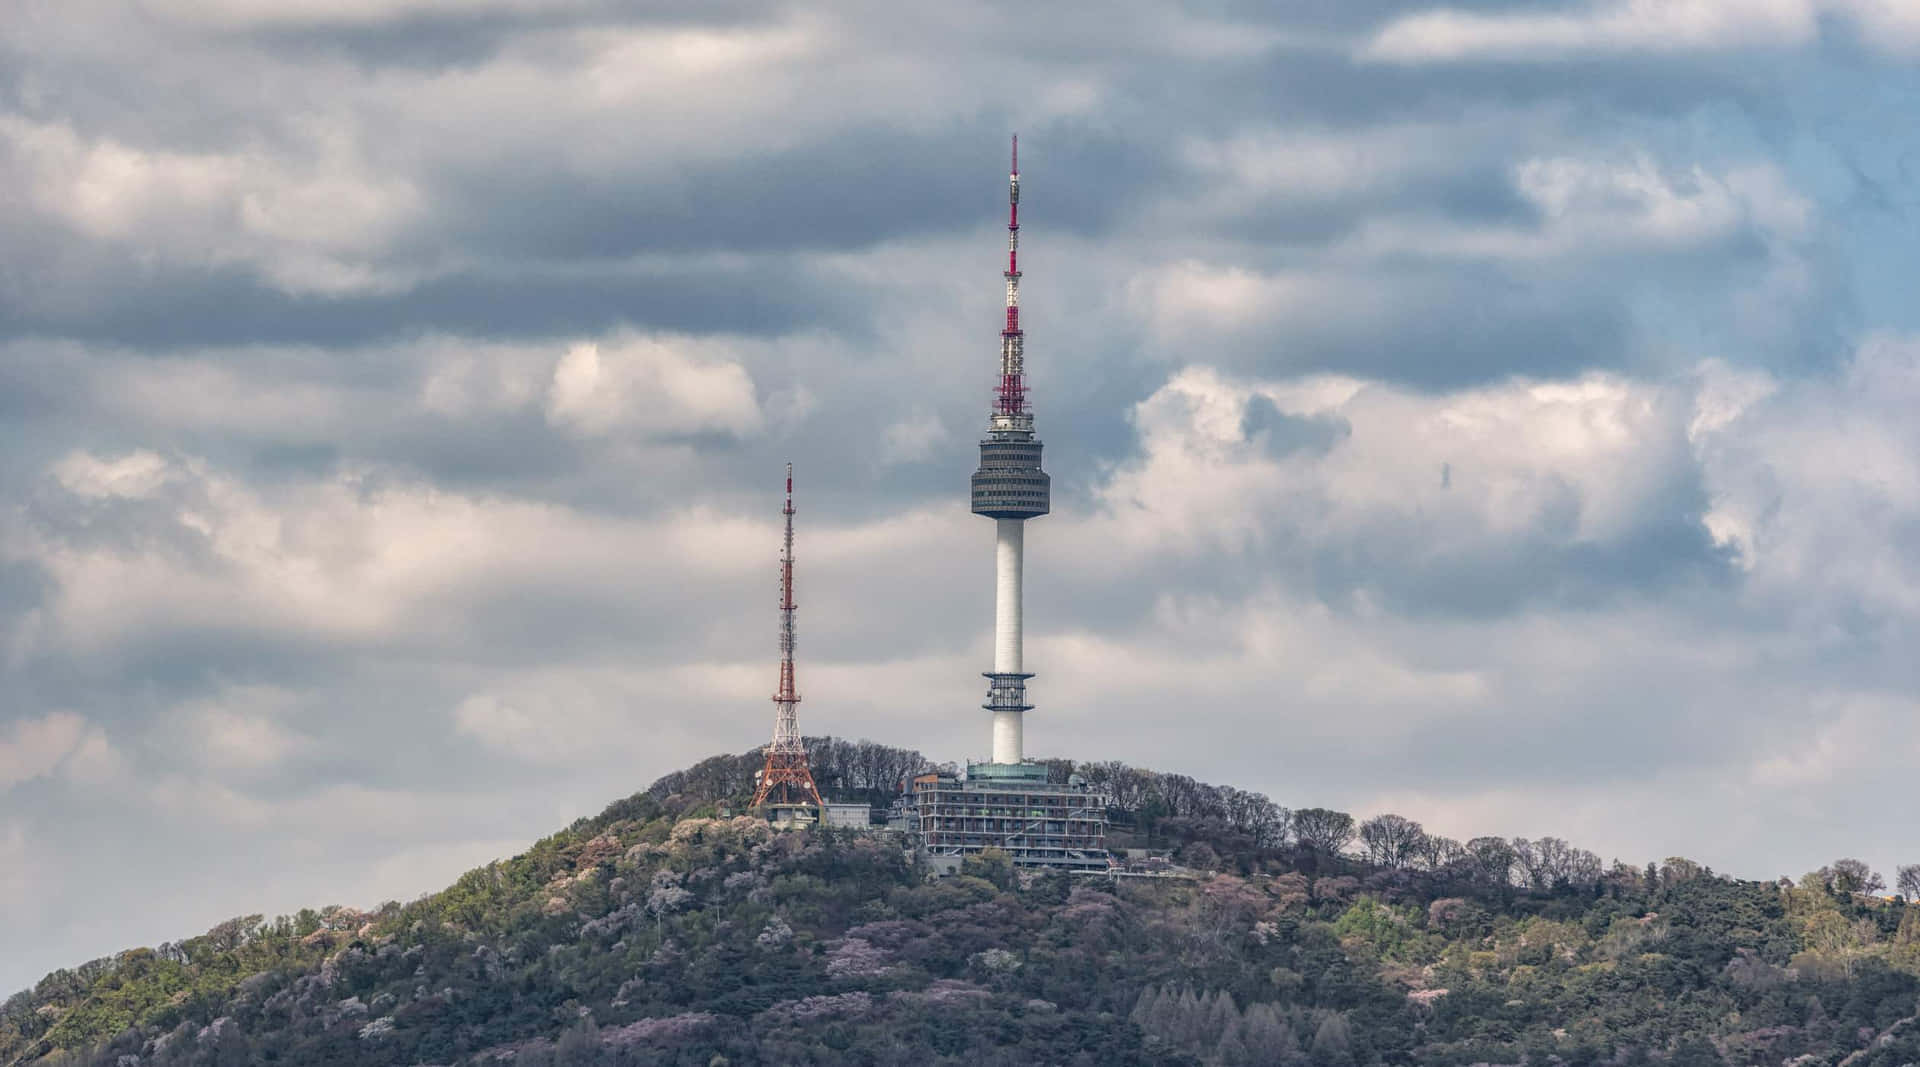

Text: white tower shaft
xmin=992 ymin=519 xmax=1025 ymax=763
xmin=993 ymin=519 xmax=1023 ymax=674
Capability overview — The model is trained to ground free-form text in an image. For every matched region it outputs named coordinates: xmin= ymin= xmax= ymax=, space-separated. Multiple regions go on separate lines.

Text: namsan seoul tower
xmin=900 ymin=144 xmax=1108 ymax=867
xmin=970 ymin=136 xmax=1051 ymax=766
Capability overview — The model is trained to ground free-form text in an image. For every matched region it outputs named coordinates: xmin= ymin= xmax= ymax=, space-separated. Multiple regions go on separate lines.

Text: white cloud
xmin=0 ymin=115 xmax=421 ymax=295
xmin=1087 ymin=364 xmax=1695 ymax=563
xmin=1128 ymin=154 xmax=1813 ymax=367
xmin=52 ymin=449 xmax=174 ymax=500
xmin=0 ymin=712 xmax=87 ymax=790
xmin=1363 ymin=0 xmax=1816 ymax=63
xmin=547 ymin=337 xmax=762 ymax=439
xmin=1339 ymin=155 xmax=1810 ymax=263
xmin=418 ymin=342 xmax=553 ymax=419
xmin=1362 ymin=0 xmax=1920 ymax=63
xmin=1129 ymin=261 xmax=1386 ymax=352
xmin=177 ymin=688 xmax=303 ymax=772
xmin=880 ymin=411 xmax=948 ymax=465
xmin=1746 ymin=702 xmax=1869 ymax=787
xmin=1693 ymin=334 xmax=1920 ymax=618
xmin=1172 ymin=111 xmax=1551 ymax=214
xmin=29 ymin=450 xmax=724 ymax=653
xmin=452 ymin=690 xmax=629 ymax=765
xmin=146 ymin=776 xmax=273 ymax=828
xmin=0 ymin=711 xmax=122 ymax=794
xmin=61 ymin=727 xmax=125 ymax=786
xmin=147 ymin=0 xmax=600 ymax=28
xmin=1182 ymin=126 xmax=1430 ymax=202
xmin=0 ymin=819 xmax=32 ymax=916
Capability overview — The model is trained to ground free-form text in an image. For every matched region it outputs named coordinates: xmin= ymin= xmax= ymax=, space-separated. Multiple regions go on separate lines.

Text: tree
xmin=1358 ymin=814 xmax=1426 ymax=869
xmin=1238 ymin=1003 xmax=1301 ymax=1065
xmin=962 ymin=848 xmax=1015 ymax=891
xmin=1292 ymin=809 xmax=1356 ymax=857
xmin=1826 ymin=858 xmax=1886 ymax=897
xmin=1660 ymin=857 xmax=1705 ymax=886
xmin=1223 ymin=788 xmax=1290 ymax=848
xmin=1155 ymin=774 xmax=1212 ymax=819
xmin=1310 ymin=1013 xmax=1356 ymax=1066
xmin=1512 ymin=837 xmax=1603 ymax=891
xmin=1083 ymin=761 xmax=1152 ymax=811
xmin=1898 ymin=864 xmax=1920 ymax=901
xmin=1464 ymin=837 xmax=1518 ymax=888
xmin=1038 ymin=757 xmax=1078 ymax=784
xmin=1415 ymin=835 xmax=1464 ymax=872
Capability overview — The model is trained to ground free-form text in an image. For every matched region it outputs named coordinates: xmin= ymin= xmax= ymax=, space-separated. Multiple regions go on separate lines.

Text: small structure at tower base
xmin=898 ymin=761 xmax=1111 ymax=872
xmin=764 ymin=801 xmax=818 ymax=829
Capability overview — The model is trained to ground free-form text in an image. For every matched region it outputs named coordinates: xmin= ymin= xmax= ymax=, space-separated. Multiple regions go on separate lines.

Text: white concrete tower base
xmin=994 ymin=519 xmax=1023 ymax=674
xmin=992 ymin=518 xmax=1024 ymax=764
xmin=992 ymin=709 xmax=1023 ymax=766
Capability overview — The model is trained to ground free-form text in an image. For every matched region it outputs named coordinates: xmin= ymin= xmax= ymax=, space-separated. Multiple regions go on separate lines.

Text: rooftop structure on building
xmin=821 ymin=802 xmax=877 ymax=829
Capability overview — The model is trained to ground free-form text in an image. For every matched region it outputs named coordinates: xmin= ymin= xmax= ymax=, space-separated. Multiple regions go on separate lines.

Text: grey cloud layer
xmin=4 ymin=0 xmax=1920 ymax=996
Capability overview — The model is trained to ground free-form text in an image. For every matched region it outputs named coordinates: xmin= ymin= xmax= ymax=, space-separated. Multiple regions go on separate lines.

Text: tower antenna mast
xmin=998 ymin=133 xmax=1026 ymax=418
xmin=752 ymin=463 xmax=824 ymax=809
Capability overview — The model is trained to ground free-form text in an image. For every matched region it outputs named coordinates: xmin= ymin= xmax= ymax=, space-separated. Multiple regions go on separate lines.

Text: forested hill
xmin=8 ymin=740 xmax=1920 ymax=1067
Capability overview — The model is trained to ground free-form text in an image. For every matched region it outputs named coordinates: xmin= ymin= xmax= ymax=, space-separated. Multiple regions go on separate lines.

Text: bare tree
xmin=1082 ymin=762 xmax=1152 ymax=811
xmin=1560 ymin=847 xmax=1604 ymax=890
xmin=1898 ymin=864 xmax=1920 ymax=901
xmin=1512 ymin=838 xmax=1547 ymax=890
xmin=1464 ymin=837 xmax=1518 ymax=888
xmin=1292 ymin=808 xmax=1357 ymax=857
xmin=1155 ymin=774 xmax=1208 ymax=818
xmin=1512 ymin=837 xmax=1603 ymax=891
xmin=1415 ymin=835 xmax=1465 ymax=872
xmin=1359 ymin=814 xmax=1426 ymax=869
xmin=1037 ymin=757 xmax=1078 ymax=784
xmin=1244 ymin=797 xmax=1291 ymax=850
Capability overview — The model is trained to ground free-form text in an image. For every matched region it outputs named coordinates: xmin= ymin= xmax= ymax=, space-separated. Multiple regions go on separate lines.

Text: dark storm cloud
xmin=1045 ymin=479 xmax=1734 ymax=636
xmin=235 ymin=2 xmax=774 ymax=70
xmin=1240 ymin=395 xmax=1350 ymax=456
xmin=0 ymin=260 xmax=848 ymax=348
xmin=1283 ymin=277 xmax=1635 ymax=387
xmin=441 ymin=123 xmax=1169 ymax=260
xmin=1305 ymin=508 xmax=1736 ymax=620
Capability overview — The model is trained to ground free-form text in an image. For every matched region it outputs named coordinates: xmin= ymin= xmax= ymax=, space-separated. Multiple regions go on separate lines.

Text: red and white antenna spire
xmin=752 ymin=462 xmax=822 ymax=809
xmin=997 ymin=134 xmax=1027 ymax=418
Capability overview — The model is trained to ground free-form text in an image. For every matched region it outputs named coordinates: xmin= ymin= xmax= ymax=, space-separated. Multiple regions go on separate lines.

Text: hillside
xmin=6 ymin=739 xmax=1920 ymax=1067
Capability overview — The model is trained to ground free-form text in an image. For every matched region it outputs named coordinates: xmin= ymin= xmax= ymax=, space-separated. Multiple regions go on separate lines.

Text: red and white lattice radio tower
xmin=751 ymin=463 xmax=824 ymax=809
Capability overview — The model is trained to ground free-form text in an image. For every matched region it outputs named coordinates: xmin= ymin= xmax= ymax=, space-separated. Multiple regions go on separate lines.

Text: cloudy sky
xmin=6 ymin=0 xmax=1920 ymax=992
